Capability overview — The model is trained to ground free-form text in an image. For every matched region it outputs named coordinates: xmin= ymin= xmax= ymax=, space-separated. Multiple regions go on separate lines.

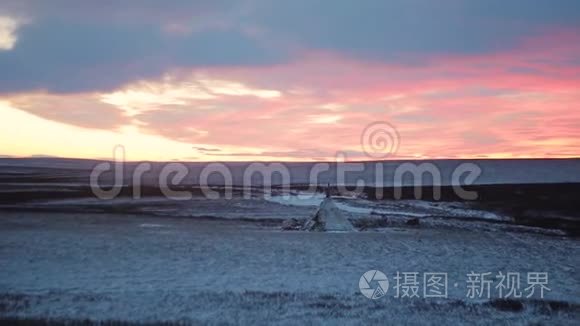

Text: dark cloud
xmin=205 ymin=148 xmax=334 ymax=160
xmin=193 ymin=147 xmax=221 ymax=152
xmin=0 ymin=0 xmax=579 ymax=93
xmin=0 ymin=0 xmax=238 ymax=24
xmin=0 ymin=19 xmax=285 ymax=93
xmin=250 ymin=0 xmax=580 ymax=59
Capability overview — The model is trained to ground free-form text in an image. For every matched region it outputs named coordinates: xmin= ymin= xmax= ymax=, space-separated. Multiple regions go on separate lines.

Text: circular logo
xmin=359 ymin=270 xmax=389 ymax=299
xmin=360 ymin=121 xmax=400 ymax=159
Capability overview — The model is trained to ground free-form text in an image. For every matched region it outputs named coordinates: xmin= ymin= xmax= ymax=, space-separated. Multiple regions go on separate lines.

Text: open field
xmin=1 ymin=211 xmax=579 ymax=324
xmin=1 ymin=159 xmax=579 ymax=324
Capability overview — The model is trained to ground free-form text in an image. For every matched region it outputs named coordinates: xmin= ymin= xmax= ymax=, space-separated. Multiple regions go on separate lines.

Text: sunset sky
xmin=0 ymin=1 xmax=579 ymax=161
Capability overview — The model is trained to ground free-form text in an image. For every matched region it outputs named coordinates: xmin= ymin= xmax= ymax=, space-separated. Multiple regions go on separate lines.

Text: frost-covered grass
xmin=1 ymin=291 xmax=579 ymax=325
xmin=1 ymin=211 xmax=579 ymax=324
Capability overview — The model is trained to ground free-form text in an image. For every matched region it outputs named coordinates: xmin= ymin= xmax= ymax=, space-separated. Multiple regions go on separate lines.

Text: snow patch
xmin=266 ymin=192 xmax=325 ymax=207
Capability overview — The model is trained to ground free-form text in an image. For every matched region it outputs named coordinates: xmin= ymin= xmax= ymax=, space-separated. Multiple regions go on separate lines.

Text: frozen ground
xmin=268 ymin=192 xmax=511 ymax=221
xmin=0 ymin=159 xmax=579 ymax=324
xmin=1 ymin=211 xmax=579 ymax=324
xmin=11 ymin=191 xmax=509 ymax=223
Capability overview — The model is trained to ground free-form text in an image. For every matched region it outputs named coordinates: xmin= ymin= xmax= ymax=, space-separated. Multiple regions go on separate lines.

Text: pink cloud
xmin=2 ymin=29 xmax=579 ymax=161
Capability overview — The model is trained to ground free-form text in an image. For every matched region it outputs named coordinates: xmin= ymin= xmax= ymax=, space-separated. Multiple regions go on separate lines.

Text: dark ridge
xmin=1 ymin=182 xmax=579 ymax=236
xmin=0 ymin=318 xmax=193 ymax=326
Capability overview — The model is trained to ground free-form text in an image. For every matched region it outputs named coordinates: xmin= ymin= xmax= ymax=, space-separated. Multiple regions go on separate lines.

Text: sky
xmin=0 ymin=0 xmax=579 ymax=161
